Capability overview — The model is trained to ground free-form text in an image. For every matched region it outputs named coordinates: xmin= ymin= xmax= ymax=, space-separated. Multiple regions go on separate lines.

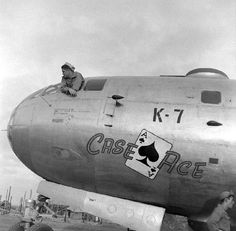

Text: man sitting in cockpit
xmin=60 ymin=62 xmax=84 ymax=97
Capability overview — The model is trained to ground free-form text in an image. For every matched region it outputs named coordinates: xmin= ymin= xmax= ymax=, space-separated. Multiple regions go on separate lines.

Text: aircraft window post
xmin=201 ymin=91 xmax=221 ymax=104
xmin=41 ymin=83 xmax=61 ymax=96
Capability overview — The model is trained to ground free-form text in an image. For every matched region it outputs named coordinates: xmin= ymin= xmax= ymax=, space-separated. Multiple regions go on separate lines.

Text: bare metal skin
xmin=7 ymin=70 xmax=236 ymax=230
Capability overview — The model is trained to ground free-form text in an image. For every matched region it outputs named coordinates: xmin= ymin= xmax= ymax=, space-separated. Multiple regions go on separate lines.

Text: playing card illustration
xmin=125 ymin=129 xmax=172 ymax=179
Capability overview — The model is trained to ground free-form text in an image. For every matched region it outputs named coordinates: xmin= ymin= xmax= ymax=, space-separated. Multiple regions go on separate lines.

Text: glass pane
xmin=201 ymin=91 xmax=221 ymax=104
xmin=84 ymin=79 xmax=107 ymax=91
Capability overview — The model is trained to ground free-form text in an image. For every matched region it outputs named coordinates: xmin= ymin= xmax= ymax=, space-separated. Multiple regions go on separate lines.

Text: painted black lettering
xmin=153 ymin=108 xmax=164 ymax=122
xmin=101 ymin=138 xmax=114 ymax=154
xmin=148 ymin=172 xmax=155 ymax=177
xmin=177 ymin=161 xmax=192 ymax=176
xmin=192 ymin=162 xmax=206 ymax=178
xmin=123 ymin=143 xmax=138 ymax=160
xmin=112 ymin=139 xmax=126 ymax=154
xmin=141 ymin=132 xmax=147 ymax=139
xmin=87 ymin=133 xmax=104 ymax=155
xmin=174 ymin=109 xmax=184 ymax=123
xmin=158 ymin=151 xmax=180 ymax=173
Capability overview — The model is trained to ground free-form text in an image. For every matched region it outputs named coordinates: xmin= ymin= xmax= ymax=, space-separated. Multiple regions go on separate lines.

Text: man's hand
xmin=68 ymin=88 xmax=77 ymax=96
xmin=61 ymin=87 xmax=69 ymax=93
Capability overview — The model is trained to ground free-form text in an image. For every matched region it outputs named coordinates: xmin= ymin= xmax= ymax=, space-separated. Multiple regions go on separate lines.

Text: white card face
xmin=125 ymin=129 xmax=172 ymax=179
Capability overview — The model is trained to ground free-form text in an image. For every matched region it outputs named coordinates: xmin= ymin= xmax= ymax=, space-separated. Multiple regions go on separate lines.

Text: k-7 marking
xmin=153 ymin=108 xmax=184 ymax=124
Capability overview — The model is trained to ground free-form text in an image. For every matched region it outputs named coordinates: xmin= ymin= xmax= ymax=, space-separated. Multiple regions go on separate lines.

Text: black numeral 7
xmin=174 ymin=109 xmax=184 ymax=123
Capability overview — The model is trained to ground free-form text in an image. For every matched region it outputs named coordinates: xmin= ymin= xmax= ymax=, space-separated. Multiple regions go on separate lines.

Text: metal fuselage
xmin=8 ymin=75 xmax=236 ymax=223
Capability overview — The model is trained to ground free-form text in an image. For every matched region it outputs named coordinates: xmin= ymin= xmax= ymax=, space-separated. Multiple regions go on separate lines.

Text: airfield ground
xmin=0 ymin=213 xmax=191 ymax=231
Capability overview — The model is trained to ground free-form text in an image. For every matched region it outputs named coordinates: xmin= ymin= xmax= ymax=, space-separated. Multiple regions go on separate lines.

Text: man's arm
xmin=206 ymin=208 xmax=221 ymax=231
xmin=60 ymin=77 xmax=69 ymax=93
xmin=72 ymin=72 xmax=84 ymax=91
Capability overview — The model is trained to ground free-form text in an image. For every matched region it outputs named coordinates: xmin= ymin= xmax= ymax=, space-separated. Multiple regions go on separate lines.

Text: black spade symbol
xmin=139 ymin=138 xmax=145 ymax=143
xmin=137 ymin=142 xmax=159 ymax=167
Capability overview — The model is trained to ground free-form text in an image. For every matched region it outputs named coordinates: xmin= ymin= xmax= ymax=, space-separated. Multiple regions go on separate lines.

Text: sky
xmin=0 ymin=0 xmax=235 ymax=205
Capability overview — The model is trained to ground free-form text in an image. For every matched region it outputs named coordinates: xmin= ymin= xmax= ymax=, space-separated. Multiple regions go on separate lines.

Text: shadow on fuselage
xmin=188 ymin=197 xmax=236 ymax=231
xmin=188 ymin=197 xmax=217 ymax=231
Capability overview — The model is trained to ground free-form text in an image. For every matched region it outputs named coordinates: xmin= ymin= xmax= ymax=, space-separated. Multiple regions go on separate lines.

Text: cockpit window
xmin=28 ymin=83 xmax=61 ymax=99
xmin=29 ymin=89 xmax=43 ymax=99
xmin=41 ymin=83 xmax=61 ymax=96
xmin=201 ymin=91 xmax=221 ymax=104
xmin=84 ymin=79 xmax=107 ymax=91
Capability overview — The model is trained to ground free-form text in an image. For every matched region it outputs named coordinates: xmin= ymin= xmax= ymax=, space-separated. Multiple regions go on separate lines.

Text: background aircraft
xmin=7 ymin=68 xmax=236 ymax=231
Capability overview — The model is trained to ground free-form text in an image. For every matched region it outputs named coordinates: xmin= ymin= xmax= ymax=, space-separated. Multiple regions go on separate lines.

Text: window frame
xmin=201 ymin=90 xmax=222 ymax=105
xmin=83 ymin=79 xmax=107 ymax=91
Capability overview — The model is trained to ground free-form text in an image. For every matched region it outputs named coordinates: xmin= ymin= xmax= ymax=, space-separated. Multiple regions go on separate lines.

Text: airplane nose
xmin=7 ymin=100 xmax=35 ymax=172
xmin=7 ymin=107 xmax=16 ymax=149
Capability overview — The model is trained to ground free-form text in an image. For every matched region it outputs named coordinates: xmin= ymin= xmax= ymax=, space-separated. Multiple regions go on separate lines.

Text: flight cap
xmin=219 ymin=190 xmax=234 ymax=200
xmin=61 ymin=62 xmax=75 ymax=71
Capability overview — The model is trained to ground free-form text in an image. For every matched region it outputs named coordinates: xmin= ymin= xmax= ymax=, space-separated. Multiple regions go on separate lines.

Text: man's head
xmin=25 ymin=199 xmax=36 ymax=209
xmin=61 ymin=62 xmax=75 ymax=78
xmin=219 ymin=190 xmax=235 ymax=209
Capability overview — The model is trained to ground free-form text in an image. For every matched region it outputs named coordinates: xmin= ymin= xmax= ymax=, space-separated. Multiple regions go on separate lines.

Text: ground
xmin=0 ymin=213 xmax=191 ymax=231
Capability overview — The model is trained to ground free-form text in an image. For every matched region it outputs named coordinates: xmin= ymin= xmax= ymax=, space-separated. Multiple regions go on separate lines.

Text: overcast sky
xmin=0 ymin=0 xmax=235 ymax=205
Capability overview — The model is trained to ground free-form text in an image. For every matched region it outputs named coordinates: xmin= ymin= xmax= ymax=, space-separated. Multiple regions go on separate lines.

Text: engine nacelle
xmin=37 ymin=181 xmax=165 ymax=231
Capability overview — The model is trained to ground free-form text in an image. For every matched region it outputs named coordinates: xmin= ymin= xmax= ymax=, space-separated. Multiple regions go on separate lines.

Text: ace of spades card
xmin=125 ymin=129 xmax=173 ymax=179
